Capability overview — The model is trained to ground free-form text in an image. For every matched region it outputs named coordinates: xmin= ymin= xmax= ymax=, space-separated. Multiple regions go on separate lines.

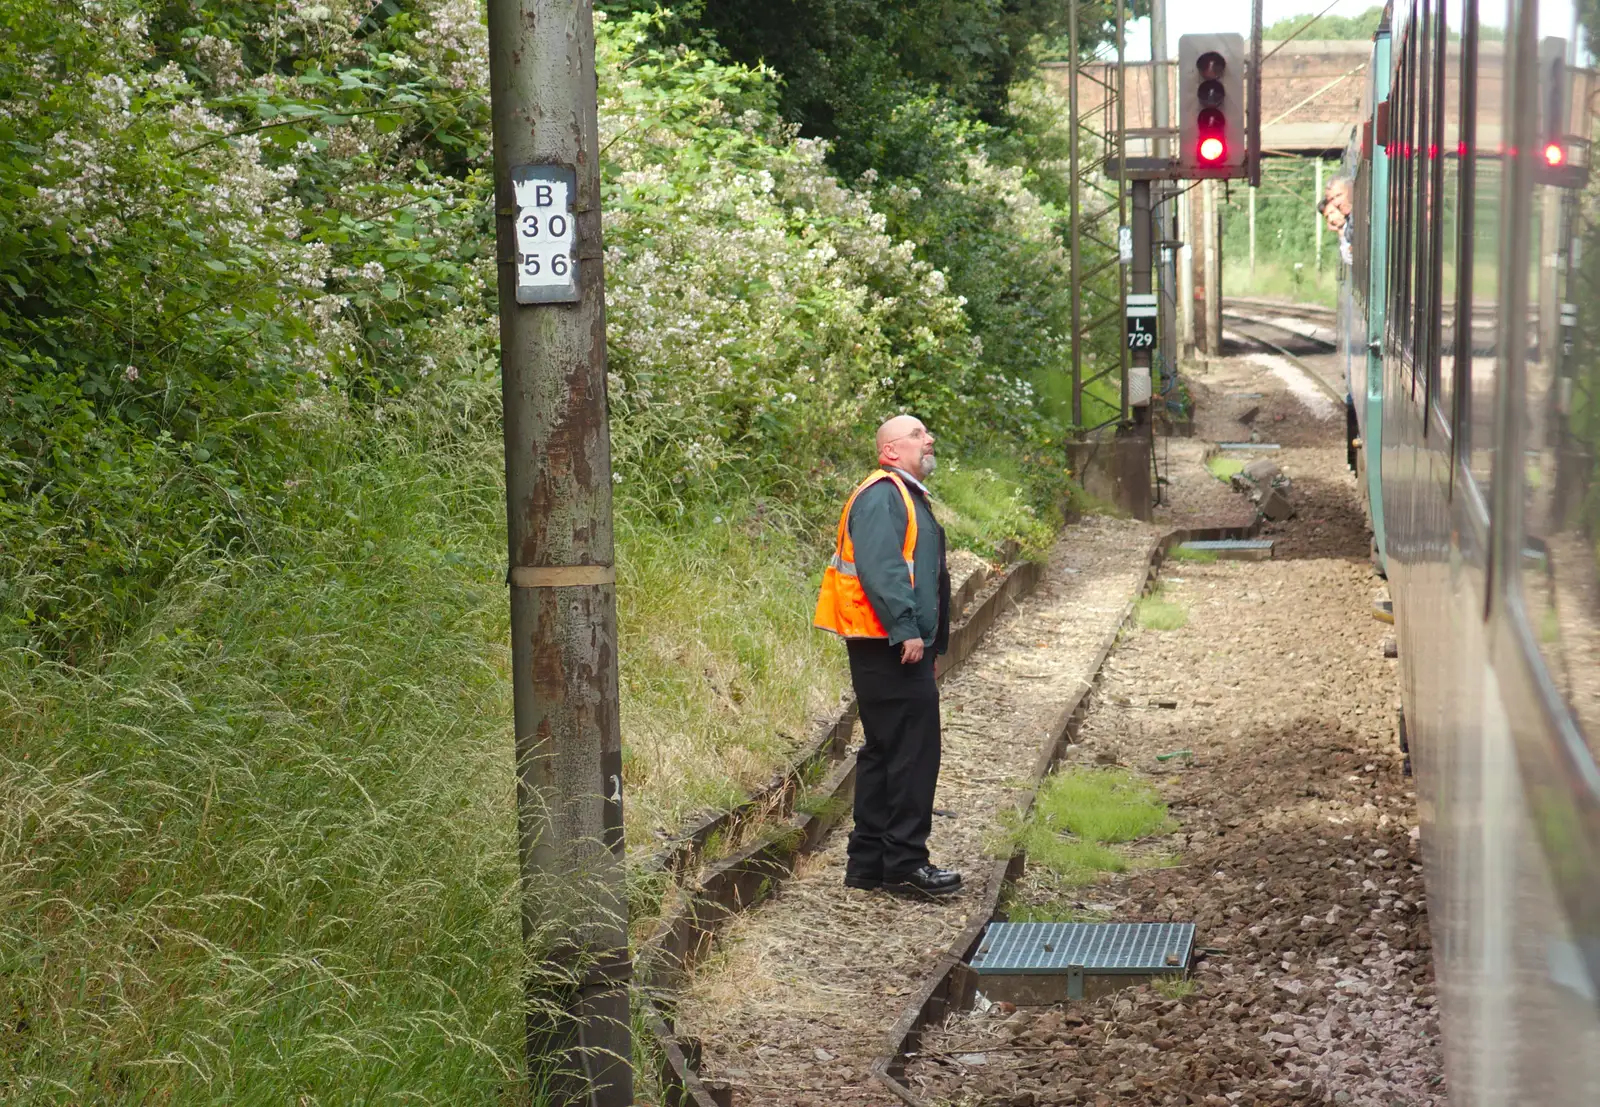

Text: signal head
xmin=1545 ymin=142 xmax=1566 ymax=167
xmin=1178 ymin=34 xmax=1246 ymax=178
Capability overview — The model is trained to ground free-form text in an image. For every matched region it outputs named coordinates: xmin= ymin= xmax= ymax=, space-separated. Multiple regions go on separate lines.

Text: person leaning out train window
xmin=1320 ymin=177 xmax=1355 ymax=266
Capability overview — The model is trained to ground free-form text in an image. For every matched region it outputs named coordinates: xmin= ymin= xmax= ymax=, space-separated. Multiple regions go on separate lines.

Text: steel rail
xmin=1221 ymin=309 xmax=1347 ymax=406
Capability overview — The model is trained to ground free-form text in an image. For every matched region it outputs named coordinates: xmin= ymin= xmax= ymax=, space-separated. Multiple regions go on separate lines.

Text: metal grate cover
xmin=1178 ymin=539 xmax=1274 ymax=552
xmin=1216 ymin=442 xmax=1281 ymax=450
xmin=971 ymin=922 xmax=1195 ymax=976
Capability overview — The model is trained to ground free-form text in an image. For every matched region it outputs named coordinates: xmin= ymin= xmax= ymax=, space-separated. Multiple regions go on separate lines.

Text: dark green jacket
xmin=847 ymin=470 xmax=951 ymax=651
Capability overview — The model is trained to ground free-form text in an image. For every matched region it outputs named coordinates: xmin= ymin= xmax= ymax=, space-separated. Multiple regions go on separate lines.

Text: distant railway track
xmin=1225 ymin=295 xmax=1337 ymax=326
xmin=1221 ymin=298 xmax=1346 ymax=405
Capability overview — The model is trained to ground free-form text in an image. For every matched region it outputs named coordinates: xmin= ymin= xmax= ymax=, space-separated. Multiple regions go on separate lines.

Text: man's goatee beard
xmin=921 ymin=454 xmax=936 ymax=477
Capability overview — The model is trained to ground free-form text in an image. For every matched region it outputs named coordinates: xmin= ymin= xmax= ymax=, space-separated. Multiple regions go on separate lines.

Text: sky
xmin=1122 ymin=0 xmax=1582 ymax=61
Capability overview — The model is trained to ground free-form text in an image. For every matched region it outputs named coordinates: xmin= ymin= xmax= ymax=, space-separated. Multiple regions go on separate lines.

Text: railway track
xmin=1221 ymin=298 xmax=1347 ymax=407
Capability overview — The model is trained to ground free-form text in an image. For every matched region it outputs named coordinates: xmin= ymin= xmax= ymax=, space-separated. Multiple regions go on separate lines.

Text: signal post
xmin=1113 ymin=30 xmax=1259 ymax=368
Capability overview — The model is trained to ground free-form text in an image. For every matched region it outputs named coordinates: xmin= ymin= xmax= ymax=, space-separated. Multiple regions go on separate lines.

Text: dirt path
xmin=902 ymin=347 xmax=1445 ymax=1106
xmin=671 ymin=515 xmax=1161 ymax=1106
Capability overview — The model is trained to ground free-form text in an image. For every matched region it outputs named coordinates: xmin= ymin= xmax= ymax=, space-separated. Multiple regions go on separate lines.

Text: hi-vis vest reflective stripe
xmin=813 ymin=469 xmax=918 ymax=639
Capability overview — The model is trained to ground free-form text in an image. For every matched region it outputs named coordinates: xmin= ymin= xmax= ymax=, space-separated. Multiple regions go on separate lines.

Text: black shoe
xmin=843 ymin=873 xmax=882 ymax=890
xmin=883 ymin=865 xmax=963 ymax=899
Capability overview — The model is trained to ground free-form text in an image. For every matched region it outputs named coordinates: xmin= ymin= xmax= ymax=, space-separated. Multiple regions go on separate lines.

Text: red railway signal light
xmin=1535 ymin=38 xmax=1589 ymax=187
xmin=1179 ymin=35 xmax=1245 ymax=178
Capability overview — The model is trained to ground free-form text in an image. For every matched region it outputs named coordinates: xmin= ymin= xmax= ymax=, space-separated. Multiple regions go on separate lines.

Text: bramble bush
xmin=1 ymin=0 xmax=495 ymax=652
xmin=3 ymin=1 xmax=1095 ymax=653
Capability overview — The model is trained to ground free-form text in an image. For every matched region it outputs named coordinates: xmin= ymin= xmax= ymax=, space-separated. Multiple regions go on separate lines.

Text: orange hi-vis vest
xmin=813 ymin=469 xmax=918 ymax=639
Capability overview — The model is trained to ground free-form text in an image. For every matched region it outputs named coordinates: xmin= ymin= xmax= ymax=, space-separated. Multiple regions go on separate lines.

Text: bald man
xmin=814 ymin=415 xmax=960 ymax=899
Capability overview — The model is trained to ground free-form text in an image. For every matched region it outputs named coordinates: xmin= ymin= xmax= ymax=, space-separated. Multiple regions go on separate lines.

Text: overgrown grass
xmin=1000 ymin=767 xmax=1176 ymax=887
xmin=616 ymin=504 xmax=847 ymax=845
xmin=1033 ymin=767 xmax=1176 ymax=844
xmin=1 ymin=376 xmax=1069 ymax=1099
xmin=1154 ymin=978 xmax=1197 ymax=999
xmin=1221 ymin=259 xmax=1338 ymax=308
xmin=1 ymin=394 xmax=537 ymax=1102
xmin=935 ymin=454 xmax=1062 ymax=561
xmin=1206 ymin=456 xmax=1246 ymax=482
xmin=1168 ymin=545 xmax=1219 ymax=564
xmin=1136 ymin=586 xmax=1189 ymax=631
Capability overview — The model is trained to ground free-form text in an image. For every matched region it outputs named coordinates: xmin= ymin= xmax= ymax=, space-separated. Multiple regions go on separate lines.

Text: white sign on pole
xmin=1124 ymin=293 xmax=1158 ymax=317
xmin=1118 ymin=225 xmax=1134 ymax=263
xmin=513 ymin=166 xmax=579 ymax=304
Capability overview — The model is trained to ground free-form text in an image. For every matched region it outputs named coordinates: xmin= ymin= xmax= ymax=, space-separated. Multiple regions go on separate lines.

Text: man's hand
xmin=900 ymin=638 xmax=925 ymax=664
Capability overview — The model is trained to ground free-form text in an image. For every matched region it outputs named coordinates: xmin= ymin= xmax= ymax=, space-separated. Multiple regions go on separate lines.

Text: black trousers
xmin=845 ymin=640 xmax=942 ymax=881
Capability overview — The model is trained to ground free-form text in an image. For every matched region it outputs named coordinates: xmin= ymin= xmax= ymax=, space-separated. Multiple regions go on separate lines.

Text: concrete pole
xmin=1150 ymin=0 xmax=1170 ymax=158
xmin=1187 ymin=185 xmax=1204 ymax=356
xmin=1132 ymin=178 xmax=1153 ymax=420
xmin=1115 ymin=0 xmax=1129 ymax=424
xmin=1203 ymin=178 xmax=1222 ymax=356
xmin=1151 ymin=0 xmax=1178 ymax=395
xmin=1540 ymin=183 xmax=1562 ymax=382
xmin=485 ymin=1 xmax=633 ymax=1104
xmin=1249 ymin=185 xmax=1257 ymax=280
xmin=1178 ymin=186 xmax=1195 ymax=359
xmin=1315 ymin=157 xmax=1324 ymax=273
xmin=1068 ymin=0 xmax=1083 ymax=427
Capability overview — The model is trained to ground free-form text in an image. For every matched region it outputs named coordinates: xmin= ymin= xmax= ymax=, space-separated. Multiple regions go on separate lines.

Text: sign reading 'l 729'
xmin=1125 ymin=293 xmax=1157 ymax=350
xmin=513 ymin=165 xmax=578 ymax=304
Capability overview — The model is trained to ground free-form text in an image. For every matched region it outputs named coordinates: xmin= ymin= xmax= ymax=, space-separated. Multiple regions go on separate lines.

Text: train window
xmin=1519 ymin=30 xmax=1600 ymax=748
xmin=1400 ymin=13 xmax=1423 ymax=395
xmin=1462 ymin=0 xmax=1503 ymax=493
xmin=1440 ymin=0 xmax=1471 ymax=441
xmin=1412 ymin=0 xmax=1437 ymax=413
xmin=1432 ymin=0 xmax=1459 ymax=428
xmin=1391 ymin=22 xmax=1417 ymax=375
